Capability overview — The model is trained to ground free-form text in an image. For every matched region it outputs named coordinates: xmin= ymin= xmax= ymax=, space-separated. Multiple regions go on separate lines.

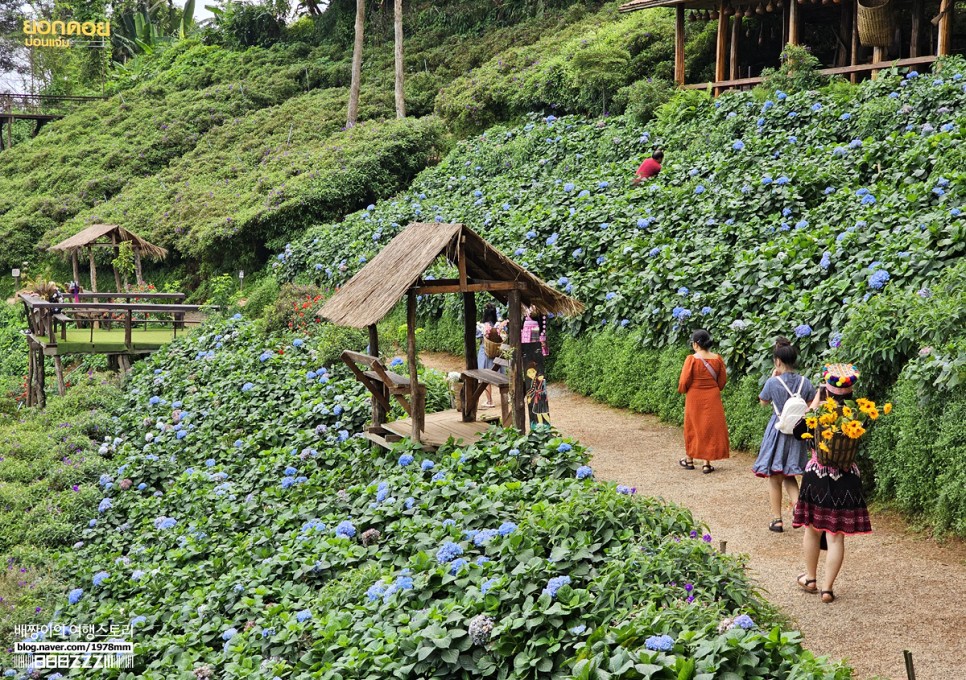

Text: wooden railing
xmin=18 ymin=293 xmax=212 ymax=350
xmin=0 ymin=93 xmax=105 ymax=116
xmin=684 ymin=55 xmax=939 ymax=92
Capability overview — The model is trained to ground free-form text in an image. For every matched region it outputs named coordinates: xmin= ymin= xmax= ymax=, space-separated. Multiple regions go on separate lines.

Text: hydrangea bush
xmin=0 ymin=317 xmax=848 ymax=678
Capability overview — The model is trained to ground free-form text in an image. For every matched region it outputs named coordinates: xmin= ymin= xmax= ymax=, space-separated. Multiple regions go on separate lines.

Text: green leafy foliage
xmin=0 ymin=315 xmax=842 ymax=677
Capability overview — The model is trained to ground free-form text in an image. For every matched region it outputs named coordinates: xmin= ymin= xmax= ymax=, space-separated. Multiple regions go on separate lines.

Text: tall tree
xmin=393 ymin=0 xmax=404 ymax=118
xmin=346 ymin=0 xmax=364 ymax=128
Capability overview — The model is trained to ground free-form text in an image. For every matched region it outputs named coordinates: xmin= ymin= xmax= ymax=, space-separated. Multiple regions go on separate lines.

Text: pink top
xmin=522 ymin=318 xmax=540 ymax=344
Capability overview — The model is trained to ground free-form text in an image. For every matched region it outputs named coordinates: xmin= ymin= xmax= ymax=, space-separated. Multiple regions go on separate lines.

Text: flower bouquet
xmin=802 ymin=397 xmax=892 ymax=467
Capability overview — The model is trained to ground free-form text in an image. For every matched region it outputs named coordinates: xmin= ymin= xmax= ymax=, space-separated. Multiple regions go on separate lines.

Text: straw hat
xmin=822 ymin=363 xmax=860 ymax=395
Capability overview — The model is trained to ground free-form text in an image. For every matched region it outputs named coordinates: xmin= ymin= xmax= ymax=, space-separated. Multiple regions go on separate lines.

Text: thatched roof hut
xmin=323 ymin=222 xmax=584 ymax=442
xmin=321 ymin=222 xmax=582 ymax=328
xmin=48 ymin=224 xmax=167 ymax=291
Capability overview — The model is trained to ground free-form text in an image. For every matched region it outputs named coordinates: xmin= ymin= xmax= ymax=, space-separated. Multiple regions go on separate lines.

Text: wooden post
xmin=850 ymin=0 xmax=859 ymax=83
xmin=675 ymin=4 xmax=686 ymax=85
xmin=837 ymin=0 xmax=851 ymax=66
xmin=88 ymin=247 xmax=97 ymax=292
xmin=112 ymin=234 xmax=122 ymax=292
xmin=54 ymin=356 xmax=66 ymax=396
xmin=508 ymin=290 xmax=525 ymax=431
xmin=124 ymin=310 xmax=133 ymax=349
xmin=937 ymin=0 xmax=953 ymax=56
xmin=462 ymin=292 xmax=478 ymax=423
xmin=903 ymin=650 xmax=916 ymax=680
xmin=730 ymin=15 xmax=740 ymax=80
xmin=26 ymin=344 xmax=34 ymax=407
xmin=368 ymin=324 xmax=386 ymax=428
xmin=406 ymin=289 xmax=422 ymax=442
xmin=71 ymin=251 xmax=80 ymax=285
xmin=134 ymin=251 xmax=143 ymax=284
xmin=35 ymin=348 xmax=46 ymax=409
xmin=714 ymin=0 xmax=729 ymax=94
xmin=872 ymin=46 xmax=886 ymax=77
xmin=910 ymin=0 xmax=921 ymax=57
xmin=789 ymin=0 xmax=800 ymax=45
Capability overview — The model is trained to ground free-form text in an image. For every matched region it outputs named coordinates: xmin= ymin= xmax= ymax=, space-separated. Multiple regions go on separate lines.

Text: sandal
xmin=678 ymin=458 xmax=695 ymax=470
xmin=820 ymin=590 xmax=836 ymax=604
xmin=769 ymin=518 xmax=784 ymax=533
xmin=702 ymin=464 xmax=715 ymax=474
xmin=797 ymin=574 xmax=818 ymax=594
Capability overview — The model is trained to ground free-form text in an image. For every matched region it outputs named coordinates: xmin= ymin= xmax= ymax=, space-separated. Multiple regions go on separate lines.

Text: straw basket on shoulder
xmin=483 ymin=337 xmax=503 ymax=359
xmin=816 ymin=429 xmax=861 ymax=468
xmin=857 ymin=0 xmax=895 ymax=47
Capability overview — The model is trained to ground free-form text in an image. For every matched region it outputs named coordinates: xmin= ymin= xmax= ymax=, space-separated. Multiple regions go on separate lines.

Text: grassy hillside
xmin=0 ymin=1 xmax=713 ymax=285
xmin=282 ymin=56 xmax=966 ymax=534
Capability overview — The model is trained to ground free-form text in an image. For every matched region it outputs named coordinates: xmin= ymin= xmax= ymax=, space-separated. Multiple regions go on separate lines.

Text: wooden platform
xmin=378 ymin=409 xmax=502 ymax=449
xmin=29 ymin=328 xmax=183 ymax=355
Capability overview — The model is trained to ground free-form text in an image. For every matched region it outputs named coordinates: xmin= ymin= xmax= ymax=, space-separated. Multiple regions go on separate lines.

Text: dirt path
xmin=422 ymin=353 xmax=966 ymax=680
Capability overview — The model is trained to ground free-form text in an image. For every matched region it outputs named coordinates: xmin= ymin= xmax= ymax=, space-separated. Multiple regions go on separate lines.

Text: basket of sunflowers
xmin=803 ymin=397 xmax=892 ymax=468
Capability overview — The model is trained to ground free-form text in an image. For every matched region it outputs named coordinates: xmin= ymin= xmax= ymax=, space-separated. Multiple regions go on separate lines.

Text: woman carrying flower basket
xmin=677 ymin=329 xmax=730 ymax=473
xmin=476 ymin=303 xmax=507 ymax=408
xmin=793 ymin=364 xmax=887 ymax=604
xmin=753 ymin=337 xmax=817 ymax=533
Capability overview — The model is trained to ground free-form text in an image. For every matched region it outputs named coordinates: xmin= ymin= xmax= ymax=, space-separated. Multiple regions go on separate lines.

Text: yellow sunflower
xmin=823 ymin=398 xmax=838 ymax=412
xmin=806 ymin=416 xmax=818 ymax=429
xmin=867 ymin=408 xmax=879 ymax=420
xmin=856 ymin=397 xmax=873 ymax=410
xmin=842 ymin=406 xmax=853 ymax=418
xmin=883 ymin=402 xmax=893 ymax=415
xmin=819 ymin=442 xmax=831 ymax=453
xmin=821 ymin=428 xmax=834 ymax=440
xmin=819 ymin=413 xmax=837 ymax=426
xmin=801 ymin=433 xmax=814 ymax=440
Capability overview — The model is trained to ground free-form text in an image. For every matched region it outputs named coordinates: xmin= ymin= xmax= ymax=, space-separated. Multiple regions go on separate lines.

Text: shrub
xmin=616 ymin=77 xmax=676 ymax=125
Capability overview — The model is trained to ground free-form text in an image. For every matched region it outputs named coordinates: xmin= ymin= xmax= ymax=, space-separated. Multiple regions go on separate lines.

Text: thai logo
xmin=22 ymin=20 xmax=110 ymax=47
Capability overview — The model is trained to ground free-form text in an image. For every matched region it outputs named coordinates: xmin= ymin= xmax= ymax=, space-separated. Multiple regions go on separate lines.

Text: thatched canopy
xmin=321 ymin=223 xmax=583 ymax=329
xmin=49 ymin=224 xmax=167 ymax=260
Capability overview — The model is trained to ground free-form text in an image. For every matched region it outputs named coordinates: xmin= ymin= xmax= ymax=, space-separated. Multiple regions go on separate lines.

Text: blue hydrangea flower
xmin=869 ymin=269 xmax=890 ymax=289
xmin=546 ymin=233 xmax=559 ymax=246
xmin=776 ymin=176 xmax=790 ymax=186
xmin=68 ymin=588 xmax=83 ymax=604
xmin=694 ymin=185 xmax=705 ymax=195
xmin=449 ymin=558 xmax=468 ymax=575
xmin=222 ymin=627 xmax=237 ymax=641
xmin=335 ymin=521 xmax=356 ymax=539
xmin=557 ymin=443 xmax=572 ymax=453
xmin=648 ymin=247 xmax=661 ymax=257
xmin=563 ymin=182 xmax=575 ymax=192
xmin=436 ymin=541 xmax=463 ymax=564
xmin=398 ymin=453 xmax=414 ymax=466
xmin=498 ymin=522 xmax=517 ymax=536
xmin=820 ymin=252 xmax=831 ymax=270
xmin=732 ymin=140 xmax=745 ymax=151
xmin=861 ymin=194 xmax=876 ymax=205
xmin=571 ymin=624 xmax=587 ymax=634
xmin=296 ymin=609 xmax=312 ymax=622
xmin=131 ymin=615 xmax=146 ymax=627
xmin=405 ymin=497 xmax=415 ymax=509
xmin=645 ymin=634 xmax=674 ymax=651
xmin=92 ymin=571 xmax=110 ymax=587
xmin=733 ymin=614 xmax=755 ymax=629
xmin=794 ymin=324 xmax=812 ymax=338
xmin=481 ymin=578 xmax=498 ymax=594
xmin=576 ymin=465 xmax=593 ymax=480
xmin=474 ymin=529 xmax=498 ymax=546
xmin=241 ymin=382 xmax=254 ymax=392
xmin=672 ymin=307 xmax=692 ymax=321
xmin=148 ymin=396 xmax=160 ymax=405
xmin=525 ymin=230 xmax=537 ymax=240
xmin=542 ymin=575 xmax=571 ymax=598
xmin=596 ymin=255 xmax=606 ymax=265
xmin=367 ymin=582 xmax=387 ymax=601
xmin=137 ymin=483 xmax=147 ymax=491
xmin=829 ymin=333 xmax=842 ymax=349
xmin=421 ymin=459 xmax=435 ymax=471
xmin=701 ymin=306 xmax=712 ymax=315
xmin=261 ymin=628 xmax=275 ymax=638
xmin=677 ymin=286 xmax=689 ymax=296
xmin=292 ymin=339 xmax=304 ymax=348
xmin=98 ymin=498 xmax=112 ymax=513
xmin=432 ymin=471 xmax=445 ymax=481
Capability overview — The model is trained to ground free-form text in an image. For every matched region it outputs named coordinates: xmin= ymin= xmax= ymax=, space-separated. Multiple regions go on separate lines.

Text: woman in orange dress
xmin=677 ymin=329 xmax=730 ymax=473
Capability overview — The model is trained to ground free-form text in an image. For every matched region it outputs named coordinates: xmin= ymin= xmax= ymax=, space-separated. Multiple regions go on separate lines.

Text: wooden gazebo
xmin=321 ymin=222 xmax=583 ymax=448
xmin=621 ymin=0 xmax=958 ymax=92
xmin=48 ymin=223 xmax=167 ymax=292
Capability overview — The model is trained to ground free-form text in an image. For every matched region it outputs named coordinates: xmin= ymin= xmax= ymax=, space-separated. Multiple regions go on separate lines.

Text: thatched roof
xmin=48 ymin=224 xmax=168 ymax=260
xmin=321 ymin=223 xmax=584 ymax=328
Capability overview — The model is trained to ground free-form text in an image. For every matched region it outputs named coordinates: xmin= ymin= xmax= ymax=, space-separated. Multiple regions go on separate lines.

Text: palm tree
xmin=394 ymin=0 xmax=405 ymax=118
xmin=346 ymin=0 xmax=365 ymax=128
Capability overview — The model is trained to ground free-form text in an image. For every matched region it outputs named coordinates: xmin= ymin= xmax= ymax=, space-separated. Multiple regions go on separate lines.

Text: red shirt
xmin=636 ymin=158 xmax=662 ymax=180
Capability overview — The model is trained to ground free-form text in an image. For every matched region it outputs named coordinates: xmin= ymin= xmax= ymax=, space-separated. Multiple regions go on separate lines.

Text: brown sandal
xmin=679 ymin=458 xmax=695 ymax=470
xmin=797 ymin=573 xmax=818 ymax=594
xmin=821 ymin=590 xmax=836 ymax=603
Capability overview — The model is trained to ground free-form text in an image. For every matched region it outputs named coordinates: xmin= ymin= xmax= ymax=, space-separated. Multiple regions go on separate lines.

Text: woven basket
xmin=483 ymin=337 xmax=503 ymax=359
xmin=450 ymin=382 xmax=463 ymax=411
xmin=816 ymin=429 xmax=861 ymax=468
xmin=857 ymin=0 xmax=895 ymax=47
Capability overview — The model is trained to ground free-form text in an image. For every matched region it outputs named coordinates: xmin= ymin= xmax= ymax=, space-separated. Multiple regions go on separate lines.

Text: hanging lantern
xmin=745 ymin=6 xmax=755 ymax=16
xmin=776 ymin=0 xmax=784 ymax=6
xmin=766 ymin=1 xmax=775 ymax=11
xmin=711 ymin=8 xmax=719 ymax=18
xmin=703 ymin=9 xmax=712 ymax=20
xmin=756 ymin=2 xmax=765 ymax=13
xmin=689 ymin=10 xmax=697 ymax=20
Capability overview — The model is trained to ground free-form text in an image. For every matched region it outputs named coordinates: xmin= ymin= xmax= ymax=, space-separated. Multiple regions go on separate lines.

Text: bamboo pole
xmin=715 ymin=0 xmax=729 ymax=94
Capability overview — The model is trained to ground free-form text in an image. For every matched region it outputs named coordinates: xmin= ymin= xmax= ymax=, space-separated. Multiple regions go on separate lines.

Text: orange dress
xmin=677 ymin=355 xmax=730 ymax=461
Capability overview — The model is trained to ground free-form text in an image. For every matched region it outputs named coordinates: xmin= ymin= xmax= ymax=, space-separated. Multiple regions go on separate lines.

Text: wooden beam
xmin=413 ymin=281 xmax=527 ymax=295
xmin=730 ymin=14 xmax=740 ymax=80
xmin=789 ymin=0 xmax=800 ymax=45
xmin=937 ymin=0 xmax=953 ymax=56
xmin=675 ymin=4 xmax=686 ymax=85
xmin=715 ymin=0 xmax=729 ymax=95
xmin=406 ymin=289 xmax=421 ymax=443
xmin=508 ymin=290 xmax=526 ymax=432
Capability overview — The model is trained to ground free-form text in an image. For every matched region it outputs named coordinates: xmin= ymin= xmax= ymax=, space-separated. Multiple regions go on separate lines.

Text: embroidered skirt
xmin=792 ymin=455 xmax=872 ymax=535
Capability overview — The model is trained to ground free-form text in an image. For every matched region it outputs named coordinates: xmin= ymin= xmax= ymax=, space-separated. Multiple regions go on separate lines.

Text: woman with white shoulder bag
xmin=752 ymin=336 xmax=816 ymax=533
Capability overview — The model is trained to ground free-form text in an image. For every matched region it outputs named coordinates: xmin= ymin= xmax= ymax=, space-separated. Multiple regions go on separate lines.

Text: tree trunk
xmin=347 ymin=0 xmax=366 ymax=128
xmin=394 ymin=0 xmax=405 ymax=118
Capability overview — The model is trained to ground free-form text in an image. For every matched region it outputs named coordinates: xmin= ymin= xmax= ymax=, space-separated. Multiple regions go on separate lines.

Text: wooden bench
xmin=53 ymin=313 xmax=72 ymax=341
xmin=461 ymin=368 xmax=511 ymax=426
xmin=341 ymin=350 xmax=426 ymax=431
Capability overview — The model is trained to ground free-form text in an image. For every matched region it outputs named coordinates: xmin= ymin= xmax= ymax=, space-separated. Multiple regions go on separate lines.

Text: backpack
xmin=772 ymin=376 xmax=807 ymax=435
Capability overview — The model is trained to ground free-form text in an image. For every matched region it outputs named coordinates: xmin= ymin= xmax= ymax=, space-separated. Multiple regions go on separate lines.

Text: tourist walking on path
xmin=677 ymin=329 xmax=730 ymax=473
xmin=753 ymin=337 xmax=816 ymax=533
xmin=794 ymin=364 xmax=872 ymax=604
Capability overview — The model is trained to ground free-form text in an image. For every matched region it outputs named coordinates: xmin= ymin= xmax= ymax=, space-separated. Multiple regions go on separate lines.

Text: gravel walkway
xmin=422 ymin=354 xmax=966 ymax=680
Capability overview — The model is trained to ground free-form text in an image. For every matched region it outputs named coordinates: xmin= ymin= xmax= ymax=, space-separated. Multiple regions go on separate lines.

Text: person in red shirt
xmin=633 ymin=150 xmax=664 ymax=184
